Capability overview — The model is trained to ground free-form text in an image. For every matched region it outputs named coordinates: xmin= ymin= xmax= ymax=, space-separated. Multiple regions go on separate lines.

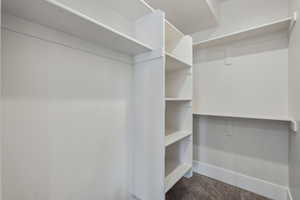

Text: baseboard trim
xmin=193 ymin=161 xmax=289 ymax=200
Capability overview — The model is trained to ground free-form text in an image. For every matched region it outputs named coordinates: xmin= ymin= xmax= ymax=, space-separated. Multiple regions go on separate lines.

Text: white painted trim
xmin=287 ymin=188 xmax=294 ymax=200
xmin=193 ymin=161 xmax=289 ymax=200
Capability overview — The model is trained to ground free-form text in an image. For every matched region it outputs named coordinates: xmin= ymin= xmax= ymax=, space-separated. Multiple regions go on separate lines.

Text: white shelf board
xmin=165 ymin=98 xmax=192 ymax=102
xmin=165 ymin=131 xmax=191 ymax=147
xmin=193 ymin=112 xmax=291 ymax=122
xmin=165 ymin=163 xmax=192 ymax=192
xmin=3 ymin=0 xmax=153 ymax=55
xmin=145 ymin=0 xmax=219 ymax=33
xmin=193 ymin=17 xmax=293 ymax=48
xmin=165 ymin=20 xmax=184 ymax=45
xmin=165 ymin=52 xmax=192 ymax=72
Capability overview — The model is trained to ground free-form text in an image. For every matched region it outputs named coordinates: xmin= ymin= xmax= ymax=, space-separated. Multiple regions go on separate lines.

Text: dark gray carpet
xmin=166 ymin=173 xmax=271 ymax=200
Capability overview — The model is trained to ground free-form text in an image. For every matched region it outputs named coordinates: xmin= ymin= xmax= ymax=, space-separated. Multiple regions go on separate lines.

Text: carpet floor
xmin=166 ymin=173 xmax=271 ymax=200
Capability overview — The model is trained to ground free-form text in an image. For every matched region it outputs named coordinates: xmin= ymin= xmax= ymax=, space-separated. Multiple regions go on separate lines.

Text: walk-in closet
xmin=1 ymin=0 xmax=300 ymax=200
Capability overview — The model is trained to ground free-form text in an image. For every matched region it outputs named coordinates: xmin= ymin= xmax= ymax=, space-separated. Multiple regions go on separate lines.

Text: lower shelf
xmin=165 ymin=130 xmax=192 ymax=147
xmin=165 ymin=163 xmax=192 ymax=193
xmin=193 ymin=112 xmax=291 ymax=122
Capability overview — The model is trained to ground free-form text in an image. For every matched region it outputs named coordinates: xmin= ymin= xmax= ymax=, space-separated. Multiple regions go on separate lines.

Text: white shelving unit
xmin=164 ymin=20 xmax=193 ymax=193
xmin=194 ymin=17 xmax=295 ymax=48
xmin=3 ymin=0 xmax=155 ymax=55
xmin=2 ymin=1 xmax=193 ymax=199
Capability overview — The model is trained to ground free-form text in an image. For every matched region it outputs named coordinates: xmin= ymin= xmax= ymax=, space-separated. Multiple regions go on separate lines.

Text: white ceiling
xmin=144 ymin=0 xmax=221 ymax=34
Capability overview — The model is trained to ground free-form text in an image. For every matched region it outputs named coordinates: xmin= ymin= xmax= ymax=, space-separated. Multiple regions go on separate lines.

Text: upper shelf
xmin=193 ymin=17 xmax=296 ymax=48
xmin=165 ymin=52 xmax=192 ymax=72
xmin=146 ymin=0 xmax=220 ymax=33
xmin=2 ymin=0 xmax=154 ymax=55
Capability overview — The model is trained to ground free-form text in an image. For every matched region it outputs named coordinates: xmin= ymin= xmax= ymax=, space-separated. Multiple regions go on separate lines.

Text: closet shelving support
xmin=193 ymin=17 xmax=296 ymax=48
xmin=3 ymin=0 xmax=154 ymax=55
xmin=164 ymin=19 xmax=193 ymax=194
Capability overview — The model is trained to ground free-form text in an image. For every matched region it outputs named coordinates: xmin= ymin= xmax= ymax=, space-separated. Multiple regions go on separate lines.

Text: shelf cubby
xmin=165 ymin=139 xmax=192 ymax=192
xmin=165 ymin=20 xmax=193 ymax=65
xmin=165 ymin=52 xmax=192 ymax=72
xmin=165 ymin=101 xmax=192 ymax=135
xmin=165 ymin=68 xmax=192 ymax=100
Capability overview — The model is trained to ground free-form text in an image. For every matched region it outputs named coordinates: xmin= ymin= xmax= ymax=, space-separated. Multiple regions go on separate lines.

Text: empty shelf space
xmin=164 ymin=20 xmax=192 ymax=66
xmin=165 ymin=130 xmax=192 ymax=147
xmin=193 ymin=112 xmax=291 ymax=122
xmin=165 ymin=98 xmax=192 ymax=102
xmin=165 ymin=52 xmax=192 ymax=71
xmin=3 ymin=0 xmax=153 ymax=55
xmin=165 ymin=163 xmax=192 ymax=193
xmin=165 ymin=20 xmax=184 ymax=48
xmin=194 ymin=17 xmax=294 ymax=48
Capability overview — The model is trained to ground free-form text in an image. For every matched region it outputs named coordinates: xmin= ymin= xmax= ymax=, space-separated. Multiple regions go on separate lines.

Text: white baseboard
xmin=193 ymin=161 xmax=289 ymax=200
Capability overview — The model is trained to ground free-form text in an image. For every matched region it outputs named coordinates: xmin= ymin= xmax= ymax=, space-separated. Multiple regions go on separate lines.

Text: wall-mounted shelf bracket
xmin=290 ymin=119 xmax=299 ymax=133
xmin=289 ymin=12 xmax=298 ymax=34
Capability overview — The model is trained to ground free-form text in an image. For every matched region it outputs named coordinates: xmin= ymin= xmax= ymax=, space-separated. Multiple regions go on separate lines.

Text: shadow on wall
xmin=193 ymin=115 xmax=289 ymax=164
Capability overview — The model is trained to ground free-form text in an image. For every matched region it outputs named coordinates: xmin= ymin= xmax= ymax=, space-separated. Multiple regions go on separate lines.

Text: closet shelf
xmin=165 ymin=131 xmax=192 ymax=147
xmin=3 ymin=0 xmax=153 ymax=55
xmin=193 ymin=17 xmax=294 ymax=48
xmin=165 ymin=98 xmax=192 ymax=102
xmin=193 ymin=112 xmax=291 ymax=122
xmin=165 ymin=164 xmax=192 ymax=193
xmin=165 ymin=52 xmax=192 ymax=72
xmin=165 ymin=20 xmax=184 ymax=45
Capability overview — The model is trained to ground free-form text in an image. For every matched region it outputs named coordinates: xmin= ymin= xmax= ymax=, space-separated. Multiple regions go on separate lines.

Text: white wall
xmin=288 ymin=0 xmax=300 ymax=199
xmin=193 ymin=32 xmax=289 ymax=119
xmin=192 ymin=0 xmax=289 ymax=43
xmin=2 ymin=14 xmax=133 ymax=200
xmin=192 ymin=0 xmax=291 ymax=191
xmin=193 ymin=116 xmax=290 ymax=186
